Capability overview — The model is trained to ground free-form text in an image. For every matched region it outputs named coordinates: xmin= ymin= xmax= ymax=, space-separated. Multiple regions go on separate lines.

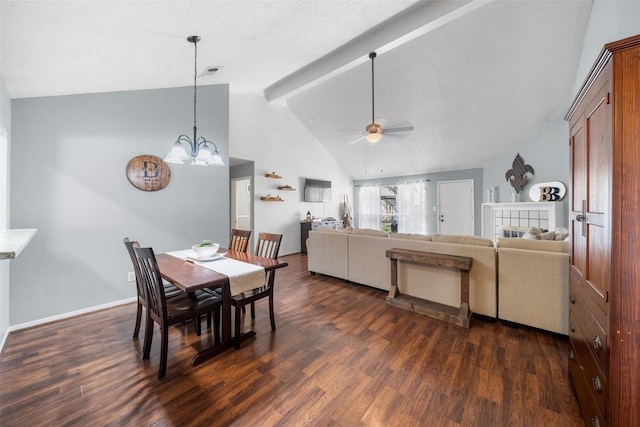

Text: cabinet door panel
xmin=571 ymin=121 xmax=587 ymax=211
xmin=587 ymin=92 xmax=612 ymax=214
xmin=570 ymin=120 xmax=587 ymax=277
xmin=587 ymin=224 xmax=610 ymax=318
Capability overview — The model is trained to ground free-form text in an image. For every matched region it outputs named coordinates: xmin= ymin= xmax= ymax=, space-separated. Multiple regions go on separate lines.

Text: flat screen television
xmin=304 ymin=178 xmax=331 ymax=202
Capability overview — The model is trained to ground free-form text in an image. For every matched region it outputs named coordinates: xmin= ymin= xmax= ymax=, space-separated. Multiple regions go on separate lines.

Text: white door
xmin=437 ymin=180 xmax=474 ymax=235
xmin=231 ymin=178 xmax=251 ymax=230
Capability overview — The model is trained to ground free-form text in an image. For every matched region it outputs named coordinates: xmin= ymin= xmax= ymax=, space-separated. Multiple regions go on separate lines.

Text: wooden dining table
xmin=155 ymin=248 xmax=288 ymax=366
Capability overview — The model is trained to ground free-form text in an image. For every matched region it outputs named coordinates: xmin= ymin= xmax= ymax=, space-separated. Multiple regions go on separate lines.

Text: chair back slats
xmin=134 ymin=246 xmax=167 ymax=322
xmin=229 ymin=229 xmax=251 ymax=252
xmin=255 ymin=232 xmax=282 ymax=259
xmin=124 ymin=238 xmax=146 ymax=300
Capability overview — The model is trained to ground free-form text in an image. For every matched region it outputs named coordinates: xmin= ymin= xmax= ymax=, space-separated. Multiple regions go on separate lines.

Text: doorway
xmin=437 ymin=179 xmax=474 ymax=235
xmin=231 ymin=177 xmax=251 ymax=231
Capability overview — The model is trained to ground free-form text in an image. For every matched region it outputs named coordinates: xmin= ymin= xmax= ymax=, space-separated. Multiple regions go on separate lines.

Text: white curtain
xmin=397 ymin=181 xmax=427 ymax=234
xmin=357 ymin=185 xmax=381 ymax=230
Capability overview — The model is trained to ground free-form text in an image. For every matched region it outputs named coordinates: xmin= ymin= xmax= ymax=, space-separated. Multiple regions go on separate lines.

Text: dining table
xmin=155 ymin=248 xmax=288 ymax=366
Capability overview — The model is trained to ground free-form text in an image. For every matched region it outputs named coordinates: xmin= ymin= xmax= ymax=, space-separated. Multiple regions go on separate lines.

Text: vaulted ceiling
xmin=1 ymin=1 xmax=593 ymax=179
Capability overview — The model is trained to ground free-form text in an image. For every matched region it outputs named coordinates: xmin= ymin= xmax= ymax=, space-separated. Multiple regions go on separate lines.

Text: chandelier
xmin=164 ymin=36 xmax=224 ymax=167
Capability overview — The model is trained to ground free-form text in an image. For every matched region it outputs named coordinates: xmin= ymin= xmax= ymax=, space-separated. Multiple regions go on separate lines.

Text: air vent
xmin=199 ymin=66 xmax=220 ymax=77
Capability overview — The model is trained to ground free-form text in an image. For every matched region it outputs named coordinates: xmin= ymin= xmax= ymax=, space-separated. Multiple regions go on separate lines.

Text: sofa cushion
xmin=496 ymin=237 xmax=568 ymax=253
xmin=317 ymin=227 xmax=349 ymax=234
xmin=351 ymin=228 xmax=389 ymax=238
xmin=390 ymin=232 xmax=432 ymax=241
xmin=431 ymin=234 xmax=494 ymax=247
xmin=522 ymin=226 xmax=556 ymax=240
xmin=553 ymin=227 xmax=570 ymax=241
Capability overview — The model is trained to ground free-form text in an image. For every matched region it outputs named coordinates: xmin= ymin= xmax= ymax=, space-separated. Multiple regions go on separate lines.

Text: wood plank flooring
xmin=0 ymin=253 xmax=584 ymax=426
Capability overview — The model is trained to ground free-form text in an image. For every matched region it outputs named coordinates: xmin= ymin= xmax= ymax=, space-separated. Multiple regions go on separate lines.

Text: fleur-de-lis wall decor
xmin=505 ymin=153 xmax=534 ymax=193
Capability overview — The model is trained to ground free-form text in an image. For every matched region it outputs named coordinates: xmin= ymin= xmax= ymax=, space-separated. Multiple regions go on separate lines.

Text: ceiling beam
xmin=263 ymin=0 xmax=492 ymax=102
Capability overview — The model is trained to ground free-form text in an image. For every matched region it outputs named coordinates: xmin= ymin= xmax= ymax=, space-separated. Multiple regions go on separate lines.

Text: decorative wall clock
xmin=126 ymin=155 xmax=171 ymax=191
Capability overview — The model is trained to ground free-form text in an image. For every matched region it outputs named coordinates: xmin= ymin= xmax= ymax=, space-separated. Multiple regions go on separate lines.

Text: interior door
xmin=231 ymin=177 xmax=251 ymax=230
xmin=437 ymin=180 xmax=474 ymax=235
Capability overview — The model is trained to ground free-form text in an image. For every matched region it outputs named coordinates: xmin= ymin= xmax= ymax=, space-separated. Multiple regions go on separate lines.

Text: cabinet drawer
xmin=569 ymin=311 xmax=608 ymax=421
xmin=569 ymin=340 xmax=607 ymax=427
xmin=569 ymin=296 xmax=608 ymax=375
xmin=570 ymin=270 xmax=609 ymax=330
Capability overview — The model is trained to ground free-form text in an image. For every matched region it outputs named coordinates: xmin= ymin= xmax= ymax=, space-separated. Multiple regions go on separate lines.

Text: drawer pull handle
xmin=570 ymin=323 xmax=576 ymax=333
xmin=592 ymin=376 xmax=602 ymax=393
xmin=592 ymin=416 xmax=600 ymax=427
xmin=569 ymin=350 xmax=575 ymax=361
xmin=569 ymin=294 xmax=576 ymax=304
xmin=593 ymin=335 xmax=602 ymax=350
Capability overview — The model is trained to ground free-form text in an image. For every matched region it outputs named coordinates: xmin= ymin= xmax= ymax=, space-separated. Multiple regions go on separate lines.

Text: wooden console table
xmin=385 ymin=248 xmax=473 ymax=328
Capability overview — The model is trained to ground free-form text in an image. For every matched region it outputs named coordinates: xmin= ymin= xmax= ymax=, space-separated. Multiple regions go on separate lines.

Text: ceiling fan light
xmin=366 ymin=132 xmax=383 ymax=143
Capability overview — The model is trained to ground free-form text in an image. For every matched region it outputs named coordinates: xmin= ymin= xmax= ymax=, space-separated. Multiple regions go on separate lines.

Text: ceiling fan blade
xmin=384 ymin=125 xmax=414 ymax=133
xmin=348 ymin=134 xmax=365 ymax=145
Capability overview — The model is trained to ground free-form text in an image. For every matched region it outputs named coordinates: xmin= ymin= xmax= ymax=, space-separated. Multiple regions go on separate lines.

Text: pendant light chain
xmin=164 ymin=35 xmax=224 ymax=166
xmin=193 ymin=38 xmax=198 ymax=137
xmin=370 ymin=52 xmax=376 ymax=124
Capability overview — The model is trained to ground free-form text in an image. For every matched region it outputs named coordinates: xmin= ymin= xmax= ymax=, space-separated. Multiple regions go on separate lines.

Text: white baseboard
xmin=6 ymin=297 xmax=137 ymax=334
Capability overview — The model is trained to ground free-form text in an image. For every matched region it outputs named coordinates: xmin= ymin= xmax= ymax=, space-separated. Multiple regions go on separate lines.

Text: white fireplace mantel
xmin=481 ymin=202 xmax=564 ymax=243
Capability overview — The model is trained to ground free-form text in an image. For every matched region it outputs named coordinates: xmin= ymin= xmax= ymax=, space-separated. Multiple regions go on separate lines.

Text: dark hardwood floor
xmin=0 ymin=253 xmax=584 ymax=426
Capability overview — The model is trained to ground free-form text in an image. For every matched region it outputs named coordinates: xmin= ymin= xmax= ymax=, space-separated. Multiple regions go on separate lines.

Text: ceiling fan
xmin=362 ymin=51 xmax=414 ymax=144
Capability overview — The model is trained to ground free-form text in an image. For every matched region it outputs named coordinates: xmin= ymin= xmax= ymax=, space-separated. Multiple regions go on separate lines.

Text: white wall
xmin=10 ymin=85 xmax=229 ymax=325
xmin=229 ymin=94 xmax=353 ymax=255
xmin=0 ymin=75 xmax=11 ymax=345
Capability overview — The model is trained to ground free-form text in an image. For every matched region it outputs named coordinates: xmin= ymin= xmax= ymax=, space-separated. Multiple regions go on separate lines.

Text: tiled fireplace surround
xmin=481 ymin=202 xmax=564 ymax=243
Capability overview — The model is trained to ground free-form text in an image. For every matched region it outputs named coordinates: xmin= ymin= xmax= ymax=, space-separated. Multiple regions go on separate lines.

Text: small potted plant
xmin=192 ymin=240 xmax=219 ymax=258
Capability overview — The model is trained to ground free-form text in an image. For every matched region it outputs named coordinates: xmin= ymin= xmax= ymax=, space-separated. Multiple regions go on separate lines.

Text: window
xmin=357 ymin=185 xmax=380 ymax=230
xmin=397 ymin=181 xmax=427 ymax=234
xmin=357 ymin=181 xmax=427 ymax=234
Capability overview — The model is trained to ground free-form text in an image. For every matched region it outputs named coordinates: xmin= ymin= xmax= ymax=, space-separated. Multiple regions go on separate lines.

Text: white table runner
xmin=167 ymin=250 xmax=265 ymax=296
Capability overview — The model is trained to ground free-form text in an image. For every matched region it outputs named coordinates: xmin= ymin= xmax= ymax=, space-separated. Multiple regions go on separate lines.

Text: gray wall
xmin=10 ymin=85 xmax=229 ymax=324
xmin=354 ymin=168 xmax=483 ymax=235
xmin=483 ymin=117 xmax=570 ymax=227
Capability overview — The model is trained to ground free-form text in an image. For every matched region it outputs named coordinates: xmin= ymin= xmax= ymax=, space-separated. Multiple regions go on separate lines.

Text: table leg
xmin=191 ymin=281 xmax=234 ymax=366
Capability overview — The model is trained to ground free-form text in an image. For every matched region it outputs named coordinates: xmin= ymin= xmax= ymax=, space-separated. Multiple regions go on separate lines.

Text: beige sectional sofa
xmin=496 ymin=238 xmax=569 ymax=334
xmin=307 ymin=227 xmax=570 ymax=333
xmin=307 ymin=228 xmax=498 ymax=318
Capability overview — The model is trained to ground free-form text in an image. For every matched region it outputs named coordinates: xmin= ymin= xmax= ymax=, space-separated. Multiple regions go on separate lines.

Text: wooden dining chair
xmin=230 ymin=232 xmax=282 ymax=348
xmin=124 ymin=237 xmax=183 ymax=340
xmin=134 ymin=245 xmax=222 ymax=379
xmin=228 ymin=229 xmax=251 ymax=252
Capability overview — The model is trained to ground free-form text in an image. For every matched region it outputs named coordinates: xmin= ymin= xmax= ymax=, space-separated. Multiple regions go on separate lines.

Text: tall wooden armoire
xmin=565 ymin=34 xmax=640 ymax=427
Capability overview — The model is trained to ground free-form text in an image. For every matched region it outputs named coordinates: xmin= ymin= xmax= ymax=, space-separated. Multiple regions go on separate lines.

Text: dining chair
xmin=230 ymin=232 xmax=282 ymax=348
xmin=125 ymin=238 xmax=215 ymax=339
xmin=228 ymin=229 xmax=251 ymax=252
xmin=124 ymin=237 xmax=182 ymax=340
xmin=134 ymin=245 xmax=222 ymax=379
